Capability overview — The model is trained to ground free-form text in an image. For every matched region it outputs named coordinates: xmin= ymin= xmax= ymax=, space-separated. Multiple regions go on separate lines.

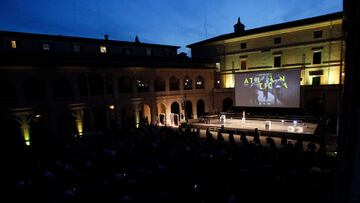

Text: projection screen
xmin=235 ymin=69 xmax=301 ymax=108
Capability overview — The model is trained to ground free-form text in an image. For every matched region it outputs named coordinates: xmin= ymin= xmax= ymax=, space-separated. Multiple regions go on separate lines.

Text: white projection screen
xmin=235 ymin=69 xmax=301 ymax=108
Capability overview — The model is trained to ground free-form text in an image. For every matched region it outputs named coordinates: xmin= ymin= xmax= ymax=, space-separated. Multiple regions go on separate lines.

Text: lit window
xmin=11 ymin=40 xmax=17 ymax=49
xmin=100 ymin=45 xmax=107 ymax=53
xmin=42 ymin=43 xmax=50 ymax=51
xmin=73 ymin=44 xmax=81 ymax=52
xmin=184 ymin=77 xmax=192 ymax=90
xmin=196 ymin=76 xmax=205 ymax=89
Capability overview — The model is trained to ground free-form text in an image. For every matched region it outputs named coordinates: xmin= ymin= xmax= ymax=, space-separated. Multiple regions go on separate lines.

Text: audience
xmin=12 ymin=125 xmax=335 ymax=203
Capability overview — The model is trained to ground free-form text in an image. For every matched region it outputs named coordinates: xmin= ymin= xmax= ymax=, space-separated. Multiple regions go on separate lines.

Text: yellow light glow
xmin=76 ymin=119 xmax=83 ymax=135
xmin=223 ymin=74 xmax=235 ymax=88
xmin=135 ymin=112 xmax=140 ymax=128
xmin=21 ymin=124 xmax=31 ymax=146
xmin=108 ymin=105 xmax=115 ymax=110
xmin=11 ymin=40 xmax=17 ymax=49
xmin=327 ymin=67 xmax=340 ymax=84
xmin=100 ymin=46 xmax=107 ymax=53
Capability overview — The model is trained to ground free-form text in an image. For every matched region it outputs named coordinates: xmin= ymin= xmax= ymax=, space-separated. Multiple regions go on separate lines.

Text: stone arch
xmin=171 ymin=102 xmax=180 ymax=126
xmin=139 ymin=103 xmax=151 ymax=125
xmin=57 ymin=109 xmax=77 ymax=140
xmin=121 ymin=104 xmax=135 ymax=127
xmin=197 ymin=99 xmax=205 ymax=118
xmin=157 ymin=103 xmax=166 ymax=125
xmin=185 ymin=100 xmax=193 ymax=119
xmin=28 ymin=113 xmax=49 ymax=155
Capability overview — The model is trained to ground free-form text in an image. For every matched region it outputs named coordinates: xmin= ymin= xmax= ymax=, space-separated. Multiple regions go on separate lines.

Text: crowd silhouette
xmin=12 ymin=125 xmax=335 ymax=203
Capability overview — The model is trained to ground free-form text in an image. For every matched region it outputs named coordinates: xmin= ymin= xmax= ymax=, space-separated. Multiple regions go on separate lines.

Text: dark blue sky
xmin=0 ymin=0 xmax=342 ymax=54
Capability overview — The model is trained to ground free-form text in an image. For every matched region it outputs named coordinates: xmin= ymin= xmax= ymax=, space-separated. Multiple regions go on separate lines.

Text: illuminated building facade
xmin=187 ymin=12 xmax=344 ymax=116
xmin=0 ymin=31 xmax=215 ymax=147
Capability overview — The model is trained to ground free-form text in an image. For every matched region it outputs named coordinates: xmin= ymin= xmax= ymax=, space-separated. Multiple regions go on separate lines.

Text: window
xmin=100 ymin=45 xmax=107 ymax=53
xmin=123 ymin=47 xmax=133 ymax=55
xmin=146 ymin=48 xmax=153 ymax=56
xmin=312 ymin=76 xmax=321 ymax=85
xmin=313 ymin=51 xmax=322 ymax=64
xmin=73 ymin=44 xmax=81 ymax=52
xmin=169 ymin=76 xmax=180 ymax=91
xmin=241 ymin=59 xmax=247 ymax=70
xmin=274 ymin=55 xmax=281 ymax=67
xmin=215 ymin=62 xmax=221 ymax=72
xmin=314 ymin=30 xmax=323 ymax=39
xmin=11 ymin=40 xmax=17 ymax=49
xmin=232 ymin=61 xmax=235 ymax=69
xmin=154 ymin=77 xmax=165 ymax=91
xmin=42 ymin=43 xmax=50 ymax=51
xmin=274 ymin=37 xmax=281 ymax=44
xmin=195 ymin=76 xmax=205 ymax=89
xmin=136 ymin=77 xmax=149 ymax=92
xmin=184 ymin=77 xmax=192 ymax=90
xmin=240 ymin=42 xmax=247 ymax=49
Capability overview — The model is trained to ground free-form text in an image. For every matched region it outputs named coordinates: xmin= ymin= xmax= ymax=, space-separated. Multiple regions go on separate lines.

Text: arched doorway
xmin=197 ymin=99 xmax=205 ymax=118
xmin=140 ymin=103 xmax=151 ymax=125
xmin=0 ymin=79 xmax=16 ymax=102
xmin=121 ymin=104 xmax=135 ymax=128
xmin=171 ymin=102 xmax=180 ymax=126
xmin=29 ymin=113 xmax=48 ymax=156
xmin=185 ymin=100 xmax=193 ymax=119
xmin=93 ymin=106 xmax=108 ymax=131
xmin=57 ymin=110 xmax=77 ymax=141
xmin=157 ymin=103 xmax=166 ymax=125
xmin=223 ymin=98 xmax=233 ymax=112
xmin=1 ymin=116 xmax=25 ymax=174
xmin=1 ymin=117 xmax=23 ymax=155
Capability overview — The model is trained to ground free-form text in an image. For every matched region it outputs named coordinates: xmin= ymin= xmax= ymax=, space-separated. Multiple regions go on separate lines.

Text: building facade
xmin=187 ymin=12 xmax=344 ymax=118
xmin=0 ymin=31 xmax=215 ymax=148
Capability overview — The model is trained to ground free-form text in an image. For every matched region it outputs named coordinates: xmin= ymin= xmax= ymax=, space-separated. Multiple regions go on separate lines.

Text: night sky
xmin=0 ymin=0 xmax=342 ymax=54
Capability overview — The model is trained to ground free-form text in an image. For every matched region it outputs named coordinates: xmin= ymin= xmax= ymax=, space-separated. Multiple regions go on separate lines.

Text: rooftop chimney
xmin=104 ymin=34 xmax=109 ymax=40
xmin=234 ymin=17 xmax=245 ymax=33
xmin=135 ymin=35 xmax=140 ymax=43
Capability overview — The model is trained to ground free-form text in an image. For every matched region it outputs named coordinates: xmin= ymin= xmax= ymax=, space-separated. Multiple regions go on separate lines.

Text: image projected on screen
xmin=235 ymin=69 xmax=300 ymax=108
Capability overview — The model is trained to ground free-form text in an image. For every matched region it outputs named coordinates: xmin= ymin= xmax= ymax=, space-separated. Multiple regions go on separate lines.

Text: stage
xmin=189 ymin=117 xmax=319 ymax=140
